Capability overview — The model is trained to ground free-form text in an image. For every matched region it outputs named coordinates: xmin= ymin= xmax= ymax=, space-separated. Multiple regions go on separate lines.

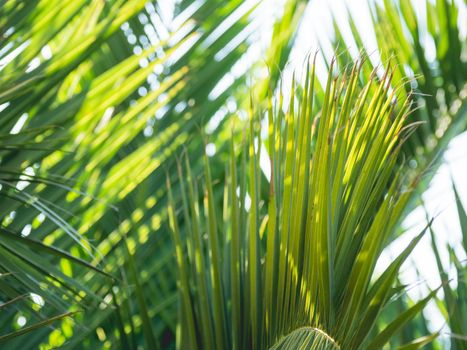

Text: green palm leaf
xmin=168 ymin=58 xmax=435 ymax=349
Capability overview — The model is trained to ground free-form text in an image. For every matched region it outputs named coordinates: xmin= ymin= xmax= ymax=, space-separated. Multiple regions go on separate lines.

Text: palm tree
xmin=0 ymin=0 xmax=465 ymax=348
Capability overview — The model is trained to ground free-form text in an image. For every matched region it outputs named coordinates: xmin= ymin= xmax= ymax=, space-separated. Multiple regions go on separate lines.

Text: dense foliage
xmin=0 ymin=0 xmax=465 ymax=349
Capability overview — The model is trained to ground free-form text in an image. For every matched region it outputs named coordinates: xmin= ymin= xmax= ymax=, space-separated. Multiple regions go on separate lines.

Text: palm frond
xmin=168 ymin=57 xmax=436 ymax=349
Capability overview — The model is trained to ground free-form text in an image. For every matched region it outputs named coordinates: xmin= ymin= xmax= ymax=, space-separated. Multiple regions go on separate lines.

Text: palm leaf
xmin=168 ymin=58 xmax=435 ymax=349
